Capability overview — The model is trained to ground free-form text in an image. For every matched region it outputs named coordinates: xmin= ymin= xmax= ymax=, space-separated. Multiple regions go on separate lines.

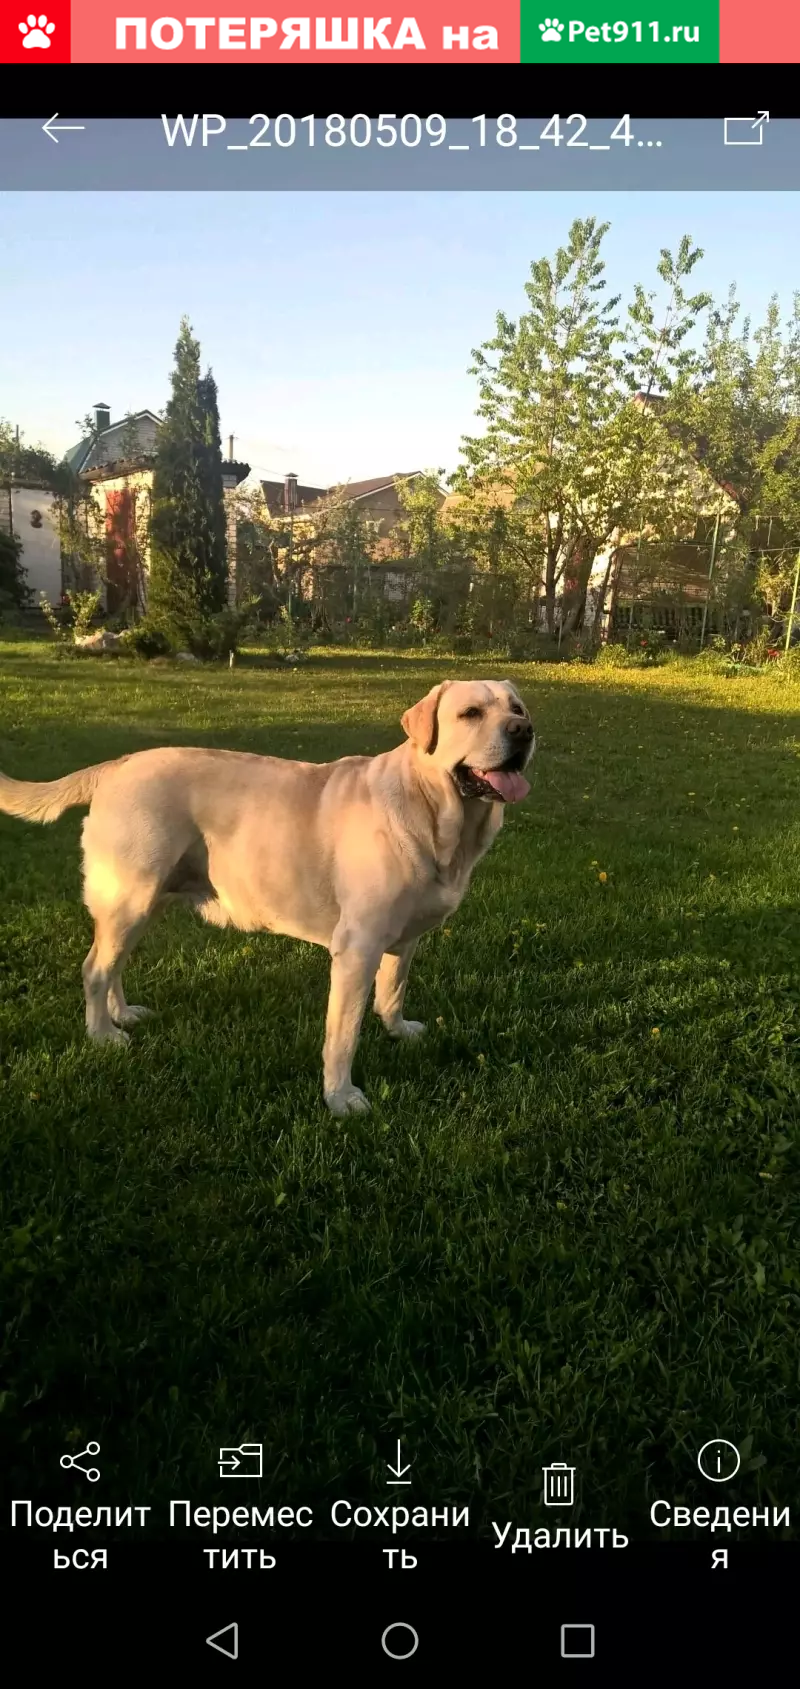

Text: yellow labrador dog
xmin=0 ymin=678 xmax=534 ymax=1115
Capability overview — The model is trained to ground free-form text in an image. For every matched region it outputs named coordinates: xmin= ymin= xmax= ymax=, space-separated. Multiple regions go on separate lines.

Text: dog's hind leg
xmin=82 ymin=890 xmax=160 ymax=1045
xmin=107 ymin=924 xmax=158 ymax=1028
xmin=80 ymin=801 xmax=193 ymax=1042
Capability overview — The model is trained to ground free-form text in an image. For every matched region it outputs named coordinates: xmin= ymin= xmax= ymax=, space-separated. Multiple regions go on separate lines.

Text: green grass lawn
xmin=2 ymin=640 xmax=800 ymax=1538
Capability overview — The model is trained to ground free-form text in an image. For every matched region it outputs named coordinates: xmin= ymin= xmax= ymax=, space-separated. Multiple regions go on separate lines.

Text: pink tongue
xmin=477 ymin=768 xmax=530 ymax=803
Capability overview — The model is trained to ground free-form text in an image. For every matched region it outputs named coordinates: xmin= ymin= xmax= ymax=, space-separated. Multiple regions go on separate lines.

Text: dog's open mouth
xmin=452 ymin=754 xmax=531 ymax=804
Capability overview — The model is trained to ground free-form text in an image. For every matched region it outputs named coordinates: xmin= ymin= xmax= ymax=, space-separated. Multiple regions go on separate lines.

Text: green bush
xmin=595 ymin=641 xmax=637 ymax=669
xmin=635 ymin=628 xmax=667 ymax=663
xmin=566 ymin=630 xmax=597 ymax=664
xmin=39 ymin=590 xmax=103 ymax=654
xmin=121 ymin=598 xmax=261 ymax=661
xmin=745 ymin=627 xmax=781 ymax=667
xmin=0 ymin=529 xmax=30 ymax=618
xmin=118 ymin=620 xmax=173 ymax=659
xmin=186 ymin=600 xmax=261 ymax=661
xmin=779 ymin=644 xmax=800 ymax=678
xmin=408 ymin=595 xmax=438 ymax=640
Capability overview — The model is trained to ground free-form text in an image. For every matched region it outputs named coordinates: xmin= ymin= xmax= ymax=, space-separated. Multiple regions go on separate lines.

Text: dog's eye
xmin=509 ymin=702 xmax=524 ymax=716
xmin=459 ymin=706 xmax=484 ymax=720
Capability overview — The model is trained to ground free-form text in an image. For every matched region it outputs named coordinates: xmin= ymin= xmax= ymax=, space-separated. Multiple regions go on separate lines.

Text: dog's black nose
xmin=507 ymin=717 xmax=534 ymax=740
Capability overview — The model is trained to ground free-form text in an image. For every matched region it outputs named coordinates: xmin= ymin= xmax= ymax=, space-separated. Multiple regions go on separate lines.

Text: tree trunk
xmin=544 ymin=543 xmax=557 ymax=636
xmin=606 ymin=549 xmax=623 ymax=640
xmin=588 ymin=551 xmax=617 ymax=646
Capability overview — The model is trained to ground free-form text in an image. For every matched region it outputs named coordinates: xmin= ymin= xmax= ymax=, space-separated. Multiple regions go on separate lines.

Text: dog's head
xmin=401 ymin=679 xmax=535 ymax=804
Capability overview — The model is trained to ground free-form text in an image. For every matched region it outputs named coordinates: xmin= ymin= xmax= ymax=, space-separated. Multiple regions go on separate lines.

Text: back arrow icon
xmin=43 ymin=114 xmax=86 ymax=144
xmin=206 ymin=1623 xmax=238 ymax=1660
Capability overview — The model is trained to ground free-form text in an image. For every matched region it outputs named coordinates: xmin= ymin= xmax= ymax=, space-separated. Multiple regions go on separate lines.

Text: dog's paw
xmin=386 ymin=1018 xmax=426 ymax=1040
xmin=89 ymin=1025 xmax=130 ymax=1047
xmin=325 ymin=1084 xmax=371 ymax=1118
xmin=112 ymin=1004 xmax=154 ymax=1027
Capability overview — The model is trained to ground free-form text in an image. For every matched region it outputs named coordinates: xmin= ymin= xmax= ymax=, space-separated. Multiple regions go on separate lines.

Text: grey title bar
xmin=1 ymin=116 xmax=798 ymax=191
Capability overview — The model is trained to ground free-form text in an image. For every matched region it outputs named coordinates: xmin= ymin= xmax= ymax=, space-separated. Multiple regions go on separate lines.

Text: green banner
xmin=521 ymin=2 xmax=720 ymax=61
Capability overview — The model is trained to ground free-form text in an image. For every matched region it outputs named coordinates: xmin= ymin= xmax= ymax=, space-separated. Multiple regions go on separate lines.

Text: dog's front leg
xmin=373 ymin=940 xmax=425 ymax=1040
xmin=323 ymin=928 xmax=384 ymax=1118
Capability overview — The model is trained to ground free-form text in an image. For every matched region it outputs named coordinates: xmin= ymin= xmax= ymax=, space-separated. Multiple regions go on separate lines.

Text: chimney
xmin=284 ymin=472 xmax=298 ymax=514
xmin=228 ymin=434 xmax=235 ymax=462
xmin=93 ymin=402 xmax=110 ymax=435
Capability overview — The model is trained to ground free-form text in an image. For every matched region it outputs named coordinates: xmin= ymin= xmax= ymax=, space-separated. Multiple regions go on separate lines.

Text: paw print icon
xmin=19 ymin=13 xmax=55 ymax=47
xmin=539 ymin=16 xmax=565 ymax=39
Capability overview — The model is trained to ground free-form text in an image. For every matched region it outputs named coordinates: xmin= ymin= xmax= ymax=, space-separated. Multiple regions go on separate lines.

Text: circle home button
xmin=381 ymin=1623 xmax=419 ymax=1660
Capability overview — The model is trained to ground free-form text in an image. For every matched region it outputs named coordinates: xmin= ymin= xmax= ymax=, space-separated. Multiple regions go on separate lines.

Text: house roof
xmin=82 ymin=457 xmax=157 ymax=484
xmin=295 ymin=472 xmax=426 ymax=518
xmin=83 ymin=454 xmax=251 ymax=487
xmin=260 ymin=479 xmax=328 ymax=514
xmin=259 ymin=471 xmax=428 ymax=520
xmin=68 ymin=410 xmax=250 ymax=487
xmin=330 ymin=472 xmax=422 ymax=501
xmin=221 ymin=461 xmax=252 ymax=486
xmin=65 ymin=410 xmax=163 ymax=476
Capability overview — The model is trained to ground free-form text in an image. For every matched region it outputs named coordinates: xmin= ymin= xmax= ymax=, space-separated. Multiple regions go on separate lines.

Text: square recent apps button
xmin=561 ymin=1624 xmax=596 ymax=1659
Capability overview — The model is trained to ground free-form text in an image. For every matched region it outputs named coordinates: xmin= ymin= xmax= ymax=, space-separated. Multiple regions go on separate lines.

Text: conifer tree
xmin=148 ymin=318 xmax=227 ymax=639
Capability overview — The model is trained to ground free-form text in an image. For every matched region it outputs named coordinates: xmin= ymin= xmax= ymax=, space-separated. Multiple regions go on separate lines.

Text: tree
xmin=670 ymin=290 xmax=800 ymax=638
xmin=391 ymin=472 xmax=455 ymax=569
xmin=232 ymin=484 xmax=283 ymax=614
xmin=444 ymin=484 xmax=547 ymax=615
xmin=0 ymin=529 xmax=29 ymax=615
xmin=757 ymin=414 xmax=800 ymax=646
xmin=454 ymin=219 xmax=710 ymax=636
xmin=296 ymin=489 xmax=379 ymax=620
xmin=0 ymin=418 xmax=61 ymax=494
xmin=148 ymin=318 xmax=228 ymax=640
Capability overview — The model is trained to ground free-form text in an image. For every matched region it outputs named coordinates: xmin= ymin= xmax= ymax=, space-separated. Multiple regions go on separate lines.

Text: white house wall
xmin=12 ymin=487 xmax=61 ymax=604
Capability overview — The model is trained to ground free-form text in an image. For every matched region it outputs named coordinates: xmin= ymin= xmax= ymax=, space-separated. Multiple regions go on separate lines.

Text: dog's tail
xmin=0 ymin=760 xmax=120 ymax=824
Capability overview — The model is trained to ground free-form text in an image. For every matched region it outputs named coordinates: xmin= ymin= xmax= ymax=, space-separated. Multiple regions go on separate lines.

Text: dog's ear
xmin=401 ymin=681 xmax=450 ymax=754
xmin=499 ymin=678 xmax=526 ymax=708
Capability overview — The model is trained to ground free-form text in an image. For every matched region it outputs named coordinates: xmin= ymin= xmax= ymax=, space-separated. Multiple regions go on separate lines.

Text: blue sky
xmin=1 ymin=191 xmax=797 ymax=487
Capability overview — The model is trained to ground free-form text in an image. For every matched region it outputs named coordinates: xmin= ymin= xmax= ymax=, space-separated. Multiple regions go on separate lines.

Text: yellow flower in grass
xmin=598 ymin=871 xmax=608 ymax=883
xmin=651 ymin=1027 xmax=660 ymax=1039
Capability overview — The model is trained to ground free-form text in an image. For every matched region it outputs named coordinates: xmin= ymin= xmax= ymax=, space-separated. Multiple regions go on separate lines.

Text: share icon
xmin=60 ymin=1442 xmax=101 ymax=1482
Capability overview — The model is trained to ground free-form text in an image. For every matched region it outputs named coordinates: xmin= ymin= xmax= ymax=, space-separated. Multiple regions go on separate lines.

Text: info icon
xmin=697 ymin=1440 xmax=740 ymax=1482
xmin=543 ymin=1462 xmax=575 ymax=1506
